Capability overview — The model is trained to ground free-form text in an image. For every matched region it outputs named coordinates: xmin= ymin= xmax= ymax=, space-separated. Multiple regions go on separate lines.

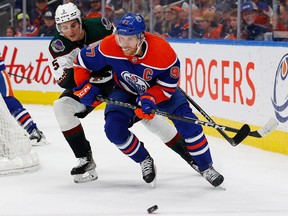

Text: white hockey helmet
xmin=55 ymin=2 xmax=82 ymax=32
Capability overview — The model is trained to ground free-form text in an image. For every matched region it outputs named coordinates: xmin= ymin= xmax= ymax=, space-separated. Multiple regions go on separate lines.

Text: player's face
xmin=59 ymin=19 xmax=83 ymax=42
xmin=116 ymin=34 xmax=139 ymax=56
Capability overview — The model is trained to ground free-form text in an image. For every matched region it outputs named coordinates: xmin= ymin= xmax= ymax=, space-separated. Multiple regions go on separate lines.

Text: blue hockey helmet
xmin=116 ymin=13 xmax=146 ymax=38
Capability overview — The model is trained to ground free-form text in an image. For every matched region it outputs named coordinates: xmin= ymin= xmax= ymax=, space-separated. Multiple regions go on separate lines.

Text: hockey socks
xmin=165 ymin=132 xmax=194 ymax=163
xmin=62 ymin=124 xmax=92 ymax=158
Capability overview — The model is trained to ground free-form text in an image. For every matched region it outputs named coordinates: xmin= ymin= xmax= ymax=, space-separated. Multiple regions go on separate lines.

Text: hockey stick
xmin=95 ymin=97 xmax=251 ymax=146
xmin=177 ymin=86 xmax=249 ymax=146
xmin=7 ymin=73 xmax=46 ymax=93
xmin=178 ymin=87 xmax=279 ymax=139
xmin=7 ymin=72 xmax=43 ymax=83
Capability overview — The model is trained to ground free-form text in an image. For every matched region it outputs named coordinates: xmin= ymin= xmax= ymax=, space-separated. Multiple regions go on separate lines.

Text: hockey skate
xmin=140 ymin=153 xmax=156 ymax=187
xmin=187 ymin=160 xmax=200 ymax=174
xmin=29 ymin=128 xmax=49 ymax=146
xmin=71 ymin=151 xmax=98 ymax=183
xmin=174 ymin=139 xmax=222 ymax=187
xmin=201 ymin=166 xmax=224 ymax=187
xmin=172 ymin=138 xmax=201 ymax=174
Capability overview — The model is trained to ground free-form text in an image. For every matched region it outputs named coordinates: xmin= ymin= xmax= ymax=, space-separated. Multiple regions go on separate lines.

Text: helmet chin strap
xmin=133 ymin=38 xmax=144 ymax=56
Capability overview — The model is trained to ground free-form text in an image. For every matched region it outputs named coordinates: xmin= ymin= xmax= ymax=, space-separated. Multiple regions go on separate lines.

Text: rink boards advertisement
xmin=0 ymin=38 xmax=287 ymax=154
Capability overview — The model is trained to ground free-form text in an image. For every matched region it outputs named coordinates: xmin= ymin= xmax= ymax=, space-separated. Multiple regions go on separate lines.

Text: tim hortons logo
xmin=271 ymin=54 xmax=288 ymax=123
xmin=1 ymin=45 xmax=56 ymax=85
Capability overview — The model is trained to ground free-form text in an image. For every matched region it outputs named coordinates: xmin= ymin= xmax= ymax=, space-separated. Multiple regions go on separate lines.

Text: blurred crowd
xmin=2 ymin=0 xmax=288 ymax=41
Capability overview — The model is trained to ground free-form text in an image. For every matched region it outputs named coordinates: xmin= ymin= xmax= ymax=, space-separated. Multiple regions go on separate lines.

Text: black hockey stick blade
xmin=215 ymin=124 xmax=250 ymax=146
xmin=230 ymin=124 xmax=251 ymax=146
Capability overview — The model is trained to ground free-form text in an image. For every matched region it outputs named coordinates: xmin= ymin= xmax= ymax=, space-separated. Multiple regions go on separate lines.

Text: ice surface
xmin=0 ymin=105 xmax=287 ymax=216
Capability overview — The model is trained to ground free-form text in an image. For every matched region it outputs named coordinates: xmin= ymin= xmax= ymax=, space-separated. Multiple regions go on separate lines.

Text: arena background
xmin=1 ymin=37 xmax=287 ymax=155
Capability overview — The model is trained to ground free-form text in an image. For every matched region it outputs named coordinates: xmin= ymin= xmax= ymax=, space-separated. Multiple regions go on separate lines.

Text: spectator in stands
xmin=161 ymin=5 xmax=182 ymax=38
xmin=15 ymin=0 xmax=38 ymax=16
xmin=194 ymin=0 xmax=216 ymax=11
xmin=275 ymin=1 xmax=288 ymax=31
xmin=252 ymin=0 xmax=273 ymax=30
xmin=15 ymin=13 xmax=39 ymax=37
xmin=134 ymin=0 xmax=149 ymax=15
xmin=222 ymin=9 xmax=238 ymax=40
xmin=215 ymin=1 xmax=237 ymax=38
xmin=106 ymin=0 xmax=129 ymax=22
xmin=104 ymin=4 xmax=118 ymax=24
xmin=86 ymin=0 xmax=102 ymax=18
xmin=152 ymin=4 xmax=164 ymax=35
xmin=241 ymin=1 xmax=269 ymax=40
xmin=30 ymin=0 xmax=52 ymax=28
xmin=178 ymin=7 xmax=189 ymax=29
xmin=181 ymin=4 xmax=203 ymax=39
xmin=5 ymin=26 xmax=16 ymax=37
xmin=38 ymin=10 xmax=57 ymax=37
xmin=194 ymin=10 xmax=222 ymax=39
xmin=76 ymin=0 xmax=91 ymax=18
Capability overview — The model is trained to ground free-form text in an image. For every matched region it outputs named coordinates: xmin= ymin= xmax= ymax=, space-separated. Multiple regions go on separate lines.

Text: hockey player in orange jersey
xmin=50 ymin=3 xmax=209 ymax=185
xmin=73 ymin=13 xmax=224 ymax=187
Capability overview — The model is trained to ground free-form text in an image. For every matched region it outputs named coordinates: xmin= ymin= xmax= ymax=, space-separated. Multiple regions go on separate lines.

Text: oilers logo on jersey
xmin=121 ymin=71 xmax=149 ymax=94
xmin=271 ymin=54 xmax=288 ymax=123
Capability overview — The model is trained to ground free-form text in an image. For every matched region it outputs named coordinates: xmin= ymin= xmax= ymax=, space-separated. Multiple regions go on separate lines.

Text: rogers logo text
xmin=271 ymin=54 xmax=288 ymax=123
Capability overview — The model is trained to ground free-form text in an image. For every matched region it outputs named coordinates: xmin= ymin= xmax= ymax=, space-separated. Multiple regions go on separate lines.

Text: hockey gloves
xmin=73 ymin=80 xmax=101 ymax=107
xmin=135 ymin=93 xmax=156 ymax=120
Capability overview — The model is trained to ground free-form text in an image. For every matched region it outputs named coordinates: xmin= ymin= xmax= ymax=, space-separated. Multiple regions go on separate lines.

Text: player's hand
xmin=134 ymin=93 xmax=156 ymax=120
xmin=134 ymin=109 xmax=155 ymax=120
xmin=73 ymin=80 xmax=101 ymax=107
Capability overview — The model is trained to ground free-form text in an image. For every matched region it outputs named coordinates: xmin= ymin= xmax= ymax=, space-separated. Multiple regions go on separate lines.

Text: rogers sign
xmin=183 ymin=57 xmax=256 ymax=106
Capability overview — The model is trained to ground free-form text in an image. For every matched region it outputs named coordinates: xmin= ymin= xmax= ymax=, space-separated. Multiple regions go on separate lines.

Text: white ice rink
xmin=0 ymin=104 xmax=287 ymax=216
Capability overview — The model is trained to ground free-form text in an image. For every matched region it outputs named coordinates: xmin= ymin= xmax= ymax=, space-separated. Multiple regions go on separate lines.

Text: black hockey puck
xmin=147 ymin=205 xmax=158 ymax=214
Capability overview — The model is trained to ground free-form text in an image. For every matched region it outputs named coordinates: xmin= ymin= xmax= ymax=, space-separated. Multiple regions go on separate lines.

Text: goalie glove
xmin=73 ymin=80 xmax=101 ymax=107
xmin=134 ymin=93 xmax=156 ymax=120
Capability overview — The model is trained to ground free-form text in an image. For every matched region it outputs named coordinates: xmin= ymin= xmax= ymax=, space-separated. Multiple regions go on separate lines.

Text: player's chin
xmin=67 ymin=35 xmax=78 ymax=42
xmin=122 ymin=50 xmax=133 ymax=56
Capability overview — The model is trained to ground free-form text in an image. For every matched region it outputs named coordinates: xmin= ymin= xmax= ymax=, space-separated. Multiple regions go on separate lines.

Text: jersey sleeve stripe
xmin=140 ymin=57 xmax=178 ymax=70
xmin=156 ymin=80 xmax=178 ymax=88
xmin=76 ymin=53 xmax=88 ymax=69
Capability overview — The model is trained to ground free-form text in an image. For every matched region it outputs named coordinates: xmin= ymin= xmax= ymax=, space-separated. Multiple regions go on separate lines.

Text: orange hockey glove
xmin=134 ymin=108 xmax=155 ymax=120
xmin=134 ymin=93 xmax=156 ymax=120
